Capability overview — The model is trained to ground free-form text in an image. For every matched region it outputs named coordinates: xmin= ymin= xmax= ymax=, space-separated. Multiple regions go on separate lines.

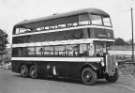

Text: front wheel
xmin=81 ymin=67 xmax=97 ymax=85
xmin=105 ymin=69 xmax=119 ymax=83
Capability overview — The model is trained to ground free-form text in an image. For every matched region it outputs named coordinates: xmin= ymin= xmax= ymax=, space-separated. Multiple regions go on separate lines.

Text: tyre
xmin=20 ymin=64 xmax=29 ymax=77
xmin=81 ymin=67 xmax=97 ymax=85
xmin=105 ymin=69 xmax=119 ymax=83
xmin=29 ymin=65 xmax=38 ymax=79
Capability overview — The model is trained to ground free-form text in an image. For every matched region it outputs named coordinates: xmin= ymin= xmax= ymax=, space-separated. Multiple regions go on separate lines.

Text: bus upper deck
xmin=12 ymin=8 xmax=112 ymax=35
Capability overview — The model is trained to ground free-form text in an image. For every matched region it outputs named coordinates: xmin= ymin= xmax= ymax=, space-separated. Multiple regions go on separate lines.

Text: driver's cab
xmin=88 ymin=41 xmax=112 ymax=57
xmin=92 ymin=41 xmax=118 ymax=76
xmin=94 ymin=41 xmax=109 ymax=57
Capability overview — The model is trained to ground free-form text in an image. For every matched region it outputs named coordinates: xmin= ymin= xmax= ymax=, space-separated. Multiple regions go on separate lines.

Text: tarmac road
xmin=0 ymin=69 xmax=135 ymax=93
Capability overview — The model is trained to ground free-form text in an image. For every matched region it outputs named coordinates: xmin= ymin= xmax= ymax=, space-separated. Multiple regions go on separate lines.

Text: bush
xmin=119 ymin=63 xmax=135 ymax=77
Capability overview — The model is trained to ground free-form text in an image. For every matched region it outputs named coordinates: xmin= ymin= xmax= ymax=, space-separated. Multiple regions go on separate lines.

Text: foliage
xmin=114 ymin=38 xmax=129 ymax=46
xmin=119 ymin=63 xmax=135 ymax=77
xmin=0 ymin=29 xmax=8 ymax=62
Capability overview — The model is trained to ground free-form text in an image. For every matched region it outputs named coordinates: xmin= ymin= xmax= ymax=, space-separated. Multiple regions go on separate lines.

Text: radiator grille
xmin=106 ymin=55 xmax=116 ymax=76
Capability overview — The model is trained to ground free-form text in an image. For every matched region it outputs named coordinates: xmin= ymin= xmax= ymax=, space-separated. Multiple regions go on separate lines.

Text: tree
xmin=127 ymin=39 xmax=135 ymax=45
xmin=0 ymin=29 xmax=8 ymax=64
xmin=114 ymin=38 xmax=128 ymax=46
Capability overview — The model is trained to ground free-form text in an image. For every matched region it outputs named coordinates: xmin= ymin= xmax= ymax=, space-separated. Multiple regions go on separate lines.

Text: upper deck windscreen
xmin=78 ymin=14 xmax=112 ymax=26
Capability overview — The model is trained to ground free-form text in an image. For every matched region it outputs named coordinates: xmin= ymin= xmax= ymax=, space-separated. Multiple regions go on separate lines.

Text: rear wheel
xmin=20 ymin=64 xmax=29 ymax=77
xmin=29 ymin=65 xmax=38 ymax=79
xmin=105 ymin=69 xmax=119 ymax=83
xmin=81 ymin=67 xmax=97 ymax=85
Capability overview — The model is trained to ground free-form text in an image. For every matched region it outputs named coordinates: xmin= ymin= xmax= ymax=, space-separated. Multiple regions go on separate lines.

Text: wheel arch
xmin=80 ymin=64 xmax=98 ymax=85
xmin=80 ymin=64 xmax=98 ymax=74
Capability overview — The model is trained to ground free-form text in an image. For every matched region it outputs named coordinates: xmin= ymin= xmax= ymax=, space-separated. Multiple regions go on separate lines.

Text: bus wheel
xmin=29 ymin=65 xmax=38 ymax=79
xmin=20 ymin=64 xmax=29 ymax=77
xmin=105 ymin=69 xmax=119 ymax=83
xmin=81 ymin=67 xmax=97 ymax=85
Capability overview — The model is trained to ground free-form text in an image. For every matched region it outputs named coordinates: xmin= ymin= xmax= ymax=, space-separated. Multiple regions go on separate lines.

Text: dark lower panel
xmin=11 ymin=60 xmax=102 ymax=79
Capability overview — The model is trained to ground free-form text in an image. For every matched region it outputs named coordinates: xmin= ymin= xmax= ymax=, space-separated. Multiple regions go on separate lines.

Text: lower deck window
xmin=12 ymin=43 xmax=94 ymax=57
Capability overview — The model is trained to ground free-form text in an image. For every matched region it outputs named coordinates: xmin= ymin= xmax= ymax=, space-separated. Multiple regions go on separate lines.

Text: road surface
xmin=0 ymin=69 xmax=135 ymax=93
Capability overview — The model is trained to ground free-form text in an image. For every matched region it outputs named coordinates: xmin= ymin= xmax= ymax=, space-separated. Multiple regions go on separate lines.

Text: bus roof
xmin=15 ymin=8 xmax=110 ymax=27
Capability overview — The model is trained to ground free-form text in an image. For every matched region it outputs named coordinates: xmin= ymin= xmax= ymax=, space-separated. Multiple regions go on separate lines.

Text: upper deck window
xmin=13 ymin=12 xmax=112 ymax=35
xmin=15 ymin=27 xmax=31 ymax=34
xmin=90 ymin=15 xmax=102 ymax=25
xmin=103 ymin=16 xmax=112 ymax=26
xmin=79 ymin=14 xmax=90 ymax=25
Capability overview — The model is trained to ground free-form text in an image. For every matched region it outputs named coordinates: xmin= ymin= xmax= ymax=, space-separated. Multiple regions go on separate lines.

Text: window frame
xmin=89 ymin=14 xmax=103 ymax=26
xmin=102 ymin=16 xmax=112 ymax=27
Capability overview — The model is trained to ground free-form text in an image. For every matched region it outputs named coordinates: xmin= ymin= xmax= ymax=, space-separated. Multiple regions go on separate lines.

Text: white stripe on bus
xmin=12 ymin=38 xmax=114 ymax=48
xmin=12 ymin=25 xmax=113 ymax=37
xmin=11 ymin=57 xmax=103 ymax=62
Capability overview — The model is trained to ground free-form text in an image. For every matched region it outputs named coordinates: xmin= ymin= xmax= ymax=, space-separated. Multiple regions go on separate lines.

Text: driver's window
xmin=106 ymin=43 xmax=112 ymax=51
xmin=95 ymin=43 xmax=106 ymax=56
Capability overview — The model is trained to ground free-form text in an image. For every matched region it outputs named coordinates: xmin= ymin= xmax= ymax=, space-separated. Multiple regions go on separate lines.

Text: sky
xmin=0 ymin=0 xmax=135 ymax=43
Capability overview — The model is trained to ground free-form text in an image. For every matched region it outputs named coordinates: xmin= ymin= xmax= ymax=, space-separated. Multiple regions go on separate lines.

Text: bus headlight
xmin=115 ymin=61 xmax=118 ymax=66
xmin=100 ymin=61 xmax=105 ymax=67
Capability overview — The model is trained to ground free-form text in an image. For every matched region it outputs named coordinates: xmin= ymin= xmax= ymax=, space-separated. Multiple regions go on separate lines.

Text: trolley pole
xmin=131 ymin=7 xmax=134 ymax=63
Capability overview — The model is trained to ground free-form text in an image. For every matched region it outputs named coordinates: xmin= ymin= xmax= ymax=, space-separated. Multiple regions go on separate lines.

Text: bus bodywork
xmin=11 ymin=8 xmax=119 ymax=85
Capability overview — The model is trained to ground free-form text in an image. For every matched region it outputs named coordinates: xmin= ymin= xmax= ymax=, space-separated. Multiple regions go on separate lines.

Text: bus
xmin=11 ymin=8 xmax=119 ymax=85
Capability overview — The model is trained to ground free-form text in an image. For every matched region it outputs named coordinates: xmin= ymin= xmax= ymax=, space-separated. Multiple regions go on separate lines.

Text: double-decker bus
xmin=11 ymin=8 xmax=119 ymax=85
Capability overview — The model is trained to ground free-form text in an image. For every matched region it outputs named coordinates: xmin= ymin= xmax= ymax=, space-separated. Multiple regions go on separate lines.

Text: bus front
xmin=87 ymin=13 xmax=119 ymax=82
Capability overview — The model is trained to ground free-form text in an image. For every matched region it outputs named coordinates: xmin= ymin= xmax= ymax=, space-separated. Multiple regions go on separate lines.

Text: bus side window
xmin=27 ymin=47 xmax=35 ymax=56
xmin=79 ymin=14 xmax=90 ymax=25
xmin=79 ymin=44 xmax=88 ymax=56
xmin=73 ymin=46 xmax=79 ymax=56
xmin=88 ymin=44 xmax=94 ymax=56
xmin=15 ymin=28 xmax=20 ymax=34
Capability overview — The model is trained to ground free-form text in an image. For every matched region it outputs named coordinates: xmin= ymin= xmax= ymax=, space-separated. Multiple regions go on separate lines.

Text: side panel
xmin=13 ymin=29 xmax=89 ymax=44
xmin=11 ymin=60 xmax=101 ymax=79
